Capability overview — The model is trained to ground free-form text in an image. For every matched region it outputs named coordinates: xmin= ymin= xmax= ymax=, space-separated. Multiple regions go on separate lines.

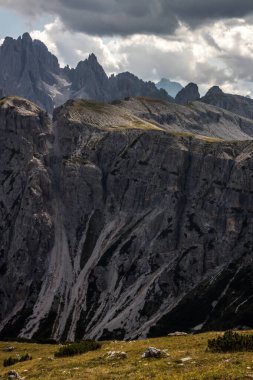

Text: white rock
xmin=142 ymin=347 xmax=167 ymax=359
xmin=180 ymin=357 xmax=192 ymax=362
xmin=168 ymin=332 xmax=188 ymax=337
xmin=106 ymin=351 xmax=127 ymax=360
xmin=3 ymin=346 xmax=15 ymax=352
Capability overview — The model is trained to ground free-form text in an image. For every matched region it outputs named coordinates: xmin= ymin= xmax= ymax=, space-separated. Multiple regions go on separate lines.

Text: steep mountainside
xmin=0 ymin=97 xmax=54 ymax=337
xmin=0 ymin=33 xmax=61 ymax=113
xmin=0 ymin=96 xmax=253 ymax=341
xmin=0 ymin=34 xmax=172 ymax=114
xmin=156 ymin=78 xmax=183 ymax=98
xmin=66 ymin=53 xmax=111 ymax=102
xmin=115 ymin=97 xmax=253 ymax=141
xmin=201 ymin=86 xmax=253 ymax=121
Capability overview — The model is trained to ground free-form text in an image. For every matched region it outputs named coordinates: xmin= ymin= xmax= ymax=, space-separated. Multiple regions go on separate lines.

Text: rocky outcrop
xmin=110 ymin=73 xmax=172 ymax=102
xmin=156 ymin=78 xmax=183 ymax=98
xmin=0 ymin=33 xmax=61 ymax=113
xmin=142 ymin=347 xmax=167 ymax=358
xmin=0 ymin=34 xmax=172 ymax=113
xmin=205 ymin=86 xmax=223 ymax=97
xmin=201 ymin=87 xmax=253 ymax=121
xmin=69 ymin=54 xmax=111 ymax=102
xmin=175 ymin=83 xmax=200 ymax=105
xmin=0 ymin=96 xmax=253 ymax=341
xmin=7 ymin=370 xmax=22 ymax=380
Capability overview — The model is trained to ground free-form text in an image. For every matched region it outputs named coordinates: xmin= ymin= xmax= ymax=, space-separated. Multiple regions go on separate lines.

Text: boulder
xmin=7 ymin=371 xmax=22 ymax=380
xmin=142 ymin=347 xmax=167 ymax=359
xmin=106 ymin=351 xmax=127 ymax=360
xmin=3 ymin=346 xmax=15 ymax=352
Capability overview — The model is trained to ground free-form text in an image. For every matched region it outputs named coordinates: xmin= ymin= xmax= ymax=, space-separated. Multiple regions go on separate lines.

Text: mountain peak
xmin=2 ymin=36 xmax=14 ymax=47
xmin=175 ymin=82 xmax=200 ymax=105
xmin=205 ymin=86 xmax=223 ymax=97
xmin=0 ymin=33 xmax=173 ymax=112
xmin=22 ymin=32 xmax=32 ymax=43
xmin=156 ymin=78 xmax=183 ymax=98
xmin=88 ymin=53 xmax=98 ymax=63
xmin=186 ymin=82 xmax=199 ymax=90
xmin=160 ymin=77 xmax=171 ymax=83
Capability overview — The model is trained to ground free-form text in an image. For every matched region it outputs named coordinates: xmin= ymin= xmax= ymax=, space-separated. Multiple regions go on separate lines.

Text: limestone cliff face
xmin=0 ymin=97 xmax=54 ymax=337
xmin=0 ymin=97 xmax=253 ymax=341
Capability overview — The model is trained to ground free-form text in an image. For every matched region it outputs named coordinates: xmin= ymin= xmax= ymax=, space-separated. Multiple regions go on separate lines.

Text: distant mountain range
xmin=201 ymin=86 xmax=253 ymax=120
xmin=1 ymin=32 xmax=253 ymax=124
xmin=156 ymin=78 xmax=183 ymax=98
xmin=0 ymin=33 xmax=172 ymax=113
xmin=175 ymin=83 xmax=253 ymax=121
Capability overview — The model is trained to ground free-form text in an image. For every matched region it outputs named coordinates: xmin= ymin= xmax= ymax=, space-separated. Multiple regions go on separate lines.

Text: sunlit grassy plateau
xmin=1 ymin=332 xmax=253 ymax=379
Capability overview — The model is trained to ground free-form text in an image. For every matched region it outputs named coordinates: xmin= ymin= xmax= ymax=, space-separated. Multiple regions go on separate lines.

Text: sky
xmin=1 ymin=0 xmax=253 ymax=96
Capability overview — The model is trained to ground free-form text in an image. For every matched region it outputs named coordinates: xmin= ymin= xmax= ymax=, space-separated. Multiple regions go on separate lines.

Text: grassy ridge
xmin=1 ymin=332 xmax=253 ymax=379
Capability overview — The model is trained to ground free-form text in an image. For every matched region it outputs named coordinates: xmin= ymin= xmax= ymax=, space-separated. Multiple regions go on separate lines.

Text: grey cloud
xmin=2 ymin=0 xmax=253 ymax=36
xmin=202 ymin=33 xmax=222 ymax=52
xmin=168 ymin=0 xmax=253 ymax=22
xmin=120 ymin=41 xmax=233 ymax=86
xmin=221 ymin=54 xmax=253 ymax=82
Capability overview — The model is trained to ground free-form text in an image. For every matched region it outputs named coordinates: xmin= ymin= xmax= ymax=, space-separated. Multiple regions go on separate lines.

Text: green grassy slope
xmin=1 ymin=332 xmax=253 ymax=379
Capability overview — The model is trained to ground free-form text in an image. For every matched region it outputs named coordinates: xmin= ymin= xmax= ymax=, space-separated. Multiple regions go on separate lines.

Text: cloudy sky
xmin=1 ymin=0 xmax=253 ymax=95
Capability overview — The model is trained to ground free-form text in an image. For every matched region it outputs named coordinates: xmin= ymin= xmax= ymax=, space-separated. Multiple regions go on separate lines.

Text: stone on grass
xmin=3 ymin=347 xmax=15 ymax=352
xmin=106 ymin=351 xmax=127 ymax=360
xmin=7 ymin=371 xmax=22 ymax=380
xmin=142 ymin=347 xmax=167 ymax=359
xmin=168 ymin=332 xmax=188 ymax=337
xmin=180 ymin=357 xmax=192 ymax=362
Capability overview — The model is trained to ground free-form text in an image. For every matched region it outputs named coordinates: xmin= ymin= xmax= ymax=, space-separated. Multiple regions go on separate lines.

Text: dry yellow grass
xmin=1 ymin=332 xmax=253 ymax=379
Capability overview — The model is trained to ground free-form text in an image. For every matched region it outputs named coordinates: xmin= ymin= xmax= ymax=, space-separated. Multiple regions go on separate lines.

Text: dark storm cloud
xmin=2 ymin=0 xmax=253 ymax=36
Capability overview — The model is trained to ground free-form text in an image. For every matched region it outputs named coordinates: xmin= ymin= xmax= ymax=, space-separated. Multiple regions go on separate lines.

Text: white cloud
xmin=31 ymin=18 xmax=123 ymax=71
xmin=30 ymin=17 xmax=253 ymax=97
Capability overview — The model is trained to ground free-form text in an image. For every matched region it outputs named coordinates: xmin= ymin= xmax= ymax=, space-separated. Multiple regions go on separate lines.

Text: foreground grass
xmin=1 ymin=332 xmax=253 ymax=379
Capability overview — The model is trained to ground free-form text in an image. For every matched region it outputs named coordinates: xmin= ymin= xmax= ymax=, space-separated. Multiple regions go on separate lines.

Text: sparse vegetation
xmin=1 ymin=332 xmax=253 ymax=379
xmin=3 ymin=353 xmax=32 ymax=367
xmin=69 ymin=99 xmax=109 ymax=114
xmin=64 ymin=156 xmax=90 ymax=166
xmin=54 ymin=340 xmax=101 ymax=358
xmin=208 ymin=330 xmax=253 ymax=352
